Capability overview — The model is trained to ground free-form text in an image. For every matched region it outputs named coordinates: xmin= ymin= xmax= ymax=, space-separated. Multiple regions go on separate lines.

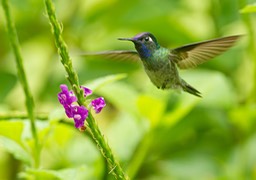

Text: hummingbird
xmin=84 ymin=32 xmax=241 ymax=97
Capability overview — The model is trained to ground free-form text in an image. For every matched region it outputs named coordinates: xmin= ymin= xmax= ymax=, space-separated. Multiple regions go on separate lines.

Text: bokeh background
xmin=0 ymin=0 xmax=256 ymax=179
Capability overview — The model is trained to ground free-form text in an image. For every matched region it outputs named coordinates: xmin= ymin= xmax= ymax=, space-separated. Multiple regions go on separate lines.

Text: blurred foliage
xmin=0 ymin=0 xmax=256 ymax=179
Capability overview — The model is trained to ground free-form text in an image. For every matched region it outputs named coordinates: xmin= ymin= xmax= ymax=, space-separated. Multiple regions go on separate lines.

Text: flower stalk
xmin=45 ymin=0 xmax=129 ymax=179
xmin=1 ymin=0 xmax=39 ymax=168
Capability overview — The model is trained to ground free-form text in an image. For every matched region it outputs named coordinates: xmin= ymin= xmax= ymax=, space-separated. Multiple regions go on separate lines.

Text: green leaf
xmin=85 ymin=74 xmax=141 ymax=117
xmin=0 ymin=121 xmax=24 ymax=142
xmin=240 ymin=4 xmax=256 ymax=14
xmin=0 ymin=136 xmax=31 ymax=165
xmin=0 ymin=72 xmax=17 ymax=101
xmin=106 ymin=113 xmax=144 ymax=160
xmin=162 ymin=70 xmax=235 ymax=127
xmin=96 ymin=81 xmax=140 ymax=117
xmin=84 ymin=73 xmax=127 ymax=91
xmin=137 ymin=95 xmax=166 ymax=127
xmin=181 ymin=70 xmax=236 ymax=108
xmin=0 ymin=121 xmax=32 ymax=164
xmin=21 ymin=166 xmax=96 ymax=180
xmin=163 ymin=96 xmax=200 ymax=127
xmin=159 ymin=155 xmax=217 ymax=180
xmin=229 ymin=104 xmax=256 ymax=132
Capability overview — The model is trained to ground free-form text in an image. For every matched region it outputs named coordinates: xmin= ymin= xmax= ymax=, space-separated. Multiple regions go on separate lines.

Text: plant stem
xmin=126 ymin=130 xmax=153 ymax=179
xmin=44 ymin=0 xmax=129 ymax=179
xmin=1 ymin=0 xmax=39 ymax=168
xmin=239 ymin=0 xmax=256 ymax=102
xmin=242 ymin=15 xmax=256 ymax=102
xmin=0 ymin=112 xmax=48 ymax=121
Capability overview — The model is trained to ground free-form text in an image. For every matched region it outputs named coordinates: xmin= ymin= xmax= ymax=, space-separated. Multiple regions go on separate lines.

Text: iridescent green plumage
xmin=84 ymin=32 xmax=241 ymax=97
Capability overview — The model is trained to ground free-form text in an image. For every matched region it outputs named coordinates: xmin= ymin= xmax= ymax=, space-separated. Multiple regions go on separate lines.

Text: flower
xmin=58 ymin=84 xmax=106 ymax=129
xmin=81 ymin=86 xmax=92 ymax=97
xmin=58 ymin=84 xmax=77 ymax=105
xmin=63 ymin=104 xmax=75 ymax=118
xmin=72 ymin=105 xmax=89 ymax=129
xmin=91 ymin=97 xmax=106 ymax=113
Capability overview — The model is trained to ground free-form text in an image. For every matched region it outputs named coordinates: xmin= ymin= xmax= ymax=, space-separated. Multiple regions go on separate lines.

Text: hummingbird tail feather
xmin=181 ymin=80 xmax=202 ymax=97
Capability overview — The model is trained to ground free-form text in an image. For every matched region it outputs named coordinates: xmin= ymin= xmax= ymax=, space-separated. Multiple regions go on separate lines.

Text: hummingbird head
xmin=118 ymin=32 xmax=160 ymax=59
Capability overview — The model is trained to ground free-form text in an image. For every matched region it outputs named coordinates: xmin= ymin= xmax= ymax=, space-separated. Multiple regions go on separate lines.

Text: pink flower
xmin=91 ymin=97 xmax=106 ymax=113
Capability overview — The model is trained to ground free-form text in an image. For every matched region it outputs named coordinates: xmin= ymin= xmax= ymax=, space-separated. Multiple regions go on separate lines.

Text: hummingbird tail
xmin=181 ymin=80 xmax=202 ymax=97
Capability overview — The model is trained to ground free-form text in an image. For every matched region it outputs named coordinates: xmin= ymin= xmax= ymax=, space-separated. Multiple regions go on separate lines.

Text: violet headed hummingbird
xmin=84 ymin=32 xmax=241 ymax=97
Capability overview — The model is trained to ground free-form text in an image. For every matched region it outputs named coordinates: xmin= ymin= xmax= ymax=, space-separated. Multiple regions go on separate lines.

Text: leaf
xmin=83 ymin=73 xmax=127 ymax=91
xmin=106 ymin=113 xmax=144 ymax=160
xmin=162 ymin=70 xmax=233 ymax=127
xmin=229 ymin=104 xmax=256 ymax=132
xmin=180 ymin=70 xmax=236 ymax=108
xmin=20 ymin=170 xmax=59 ymax=180
xmin=84 ymin=74 xmax=141 ymax=116
xmin=95 ymin=82 xmax=140 ymax=117
xmin=163 ymin=96 xmax=200 ymax=127
xmin=0 ymin=136 xmax=31 ymax=165
xmin=21 ymin=166 xmax=96 ymax=180
xmin=0 ymin=72 xmax=17 ymax=101
xmin=240 ymin=4 xmax=256 ymax=14
xmin=0 ymin=121 xmax=32 ymax=164
xmin=137 ymin=95 xmax=166 ymax=127
xmin=0 ymin=120 xmax=24 ymax=142
xmin=159 ymin=155 xmax=217 ymax=180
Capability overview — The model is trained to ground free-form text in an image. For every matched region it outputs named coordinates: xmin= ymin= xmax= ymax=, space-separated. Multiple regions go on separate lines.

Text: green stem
xmin=243 ymin=16 xmax=256 ymax=102
xmin=59 ymin=119 xmax=109 ymax=180
xmin=44 ymin=0 xmax=129 ymax=179
xmin=126 ymin=130 xmax=153 ymax=179
xmin=239 ymin=0 xmax=256 ymax=102
xmin=1 ymin=0 xmax=39 ymax=168
xmin=0 ymin=112 xmax=48 ymax=121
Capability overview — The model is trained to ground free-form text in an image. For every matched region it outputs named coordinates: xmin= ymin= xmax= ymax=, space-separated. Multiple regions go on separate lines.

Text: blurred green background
xmin=0 ymin=0 xmax=256 ymax=179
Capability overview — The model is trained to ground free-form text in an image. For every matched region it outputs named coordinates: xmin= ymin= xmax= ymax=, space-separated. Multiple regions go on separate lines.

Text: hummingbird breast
xmin=142 ymin=49 xmax=181 ymax=89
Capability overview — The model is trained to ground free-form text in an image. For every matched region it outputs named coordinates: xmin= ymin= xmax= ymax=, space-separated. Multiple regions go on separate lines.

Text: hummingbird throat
xmin=136 ymin=43 xmax=152 ymax=59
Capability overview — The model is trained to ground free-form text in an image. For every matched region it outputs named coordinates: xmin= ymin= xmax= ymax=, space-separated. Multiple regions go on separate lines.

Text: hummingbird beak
xmin=118 ymin=37 xmax=134 ymax=42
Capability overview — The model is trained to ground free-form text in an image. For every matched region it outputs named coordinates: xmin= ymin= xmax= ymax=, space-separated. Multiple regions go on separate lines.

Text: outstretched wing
xmin=80 ymin=50 xmax=140 ymax=61
xmin=171 ymin=35 xmax=241 ymax=69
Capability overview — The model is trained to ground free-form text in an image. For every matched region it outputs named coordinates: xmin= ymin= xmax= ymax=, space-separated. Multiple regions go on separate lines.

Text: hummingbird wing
xmin=171 ymin=35 xmax=241 ymax=69
xmin=80 ymin=50 xmax=140 ymax=61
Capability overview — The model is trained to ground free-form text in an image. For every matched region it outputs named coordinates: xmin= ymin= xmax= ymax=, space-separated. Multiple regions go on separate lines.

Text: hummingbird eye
xmin=144 ymin=37 xmax=150 ymax=41
xmin=144 ymin=36 xmax=153 ymax=42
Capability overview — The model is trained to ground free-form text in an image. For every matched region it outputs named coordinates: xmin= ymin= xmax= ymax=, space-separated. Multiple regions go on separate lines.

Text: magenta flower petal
xmin=58 ymin=84 xmax=77 ymax=105
xmin=81 ymin=86 xmax=92 ymax=97
xmin=60 ymin=84 xmax=69 ymax=92
xmin=63 ymin=104 xmax=75 ymax=118
xmin=91 ymin=97 xmax=106 ymax=113
xmin=72 ymin=106 xmax=89 ymax=128
xmin=58 ymin=84 xmax=106 ymax=129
